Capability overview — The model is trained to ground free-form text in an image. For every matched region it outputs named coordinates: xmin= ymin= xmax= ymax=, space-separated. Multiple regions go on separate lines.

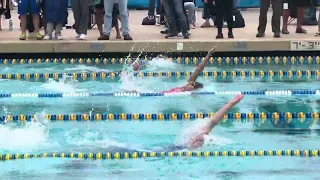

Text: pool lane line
xmin=0 ymin=56 xmax=319 ymax=65
xmin=1 ymin=150 xmax=320 ymax=162
xmin=1 ymin=112 xmax=319 ymax=122
xmin=0 ymin=70 xmax=319 ymax=81
xmin=0 ymin=90 xmax=319 ymax=98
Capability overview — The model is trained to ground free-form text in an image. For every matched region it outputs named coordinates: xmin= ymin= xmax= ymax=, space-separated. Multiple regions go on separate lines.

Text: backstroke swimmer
xmin=184 ymin=94 xmax=244 ymax=149
xmin=103 ymin=94 xmax=244 ymax=152
xmin=162 ymin=46 xmax=217 ymax=93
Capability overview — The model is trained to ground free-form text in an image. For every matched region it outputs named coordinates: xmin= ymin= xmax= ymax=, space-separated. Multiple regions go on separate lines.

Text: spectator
xmin=215 ymin=0 xmax=234 ymax=38
xmin=71 ymin=0 xmax=89 ymax=40
xmin=162 ymin=0 xmax=189 ymax=39
xmin=282 ymin=1 xmax=313 ymax=34
xmin=94 ymin=0 xmax=104 ymax=36
xmin=43 ymin=0 xmax=68 ymax=40
xmin=184 ymin=0 xmax=196 ymax=29
xmin=0 ymin=0 xmax=5 ymax=31
xmin=95 ymin=0 xmax=121 ymax=39
xmin=256 ymin=0 xmax=282 ymax=38
xmin=98 ymin=0 xmax=132 ymax=40
xmin=160 ymin=1 xmax=191 ymax=35
xmin=18 ymin=0 xmax=43 ymax=40
xmin=282 ymin=0 xmax=317 ymax=34
xmin=316 ymin=7 xmax=320 ymax=36
xmin=201 ymin=0 xmax=215 ymax=28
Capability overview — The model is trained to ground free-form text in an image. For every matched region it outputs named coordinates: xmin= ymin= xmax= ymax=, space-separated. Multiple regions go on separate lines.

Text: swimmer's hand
xmin=229 ymin=94 xmax=244 ymax=105
xmin=207 ymin=46 xmax=216 ymax=55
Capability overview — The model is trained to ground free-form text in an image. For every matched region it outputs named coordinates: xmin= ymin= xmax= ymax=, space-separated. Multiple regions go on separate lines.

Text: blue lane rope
xmin=0 ymin=56 xmax=319 ymax=65
xmin=1 ymin=112 xmax=319 ymax=122
xmin=1 ymin=90 xmax=319 ymax=98
xmin=1 ymin=150 xmax=320 ymax=161
xmin=0 ymin=70 xmax=319 ymax=80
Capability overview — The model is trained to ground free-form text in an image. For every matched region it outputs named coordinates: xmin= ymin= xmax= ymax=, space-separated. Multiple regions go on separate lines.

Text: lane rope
xmin=1 ymin=112 xmax=319 ymax=122
xmin=1 ymin=70 xmax=319 ymax=80
xmin=1 ymin=90 xmax=320 ymax=98
xmin=0 ymin=56 xmax=320 ymax=65
xmin=1 ymin=150 xmax=320 ymax=162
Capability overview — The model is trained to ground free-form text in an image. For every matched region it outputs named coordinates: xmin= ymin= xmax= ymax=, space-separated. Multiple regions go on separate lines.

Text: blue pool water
xmin=0 ymin=57 xmax=319 ymax=179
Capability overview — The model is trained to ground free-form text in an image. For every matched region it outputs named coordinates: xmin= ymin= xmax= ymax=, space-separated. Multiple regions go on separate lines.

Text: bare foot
xmin=116 ymin=35 xmax=121 ymax=39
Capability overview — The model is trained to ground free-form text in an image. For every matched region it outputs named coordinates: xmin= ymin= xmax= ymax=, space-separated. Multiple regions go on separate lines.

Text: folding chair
xmin=287 ymin=5 xmax=297 ymax=25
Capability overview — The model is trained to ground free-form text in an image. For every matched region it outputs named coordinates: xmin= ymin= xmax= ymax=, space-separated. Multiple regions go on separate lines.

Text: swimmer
xmin=186 ymin=94 xmax=244 ymax=149
xmin=131 ymin=59 xmax=147 ymax=71
xmin=96 ymin=95 xmax=243 ymax=153
xmin=162 ymin=46 xmax=216 ymax=93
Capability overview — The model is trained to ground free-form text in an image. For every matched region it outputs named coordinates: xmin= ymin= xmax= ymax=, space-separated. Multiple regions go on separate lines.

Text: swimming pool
xmin=0 ymin=56 xmax=319 ymax=180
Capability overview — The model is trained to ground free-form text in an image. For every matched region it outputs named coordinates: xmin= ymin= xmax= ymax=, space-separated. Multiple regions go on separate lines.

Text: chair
xmin=287 ymin=7 xmax=297 ymax=25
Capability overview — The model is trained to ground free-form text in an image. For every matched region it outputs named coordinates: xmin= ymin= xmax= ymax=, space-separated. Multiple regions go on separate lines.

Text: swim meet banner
xmin=68 ymin=0 xmax=320 ymax=8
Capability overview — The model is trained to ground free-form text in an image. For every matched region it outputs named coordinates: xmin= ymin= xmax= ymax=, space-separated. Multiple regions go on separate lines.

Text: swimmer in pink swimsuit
xmin=162 ymin=46 xmax=217 ymax=94
xmin=187 ymin=94 xmax=244 ymax=149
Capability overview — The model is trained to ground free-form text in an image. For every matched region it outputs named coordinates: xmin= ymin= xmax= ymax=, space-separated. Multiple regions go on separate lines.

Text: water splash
xmin=64 ymin=129 xmax=149 ymax=152
xmin=0 ymin=111 xmax=54 ymax=153
xmin=119 ymin=56 xmax=178 ymax=93
xmin=64 ymin=65 xmax=109 ymax=72
xmin=175 ymin=119 xmax=233 ymax=148
xmin=147 ymin=57 xmax=177 ymax=71
xmin=118 ymin=51 xmax=153 ymax=93
xmin=41 ymin=75 xmax=84 ymax=93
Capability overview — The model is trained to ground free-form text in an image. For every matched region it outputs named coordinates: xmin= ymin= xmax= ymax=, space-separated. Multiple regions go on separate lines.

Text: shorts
xmin=18 ymin=0 xmax=40 ymax=15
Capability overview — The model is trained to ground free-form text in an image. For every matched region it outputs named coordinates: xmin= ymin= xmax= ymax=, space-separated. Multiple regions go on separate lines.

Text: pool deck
xmin=1 ymin=9 xmax=320 ymax=53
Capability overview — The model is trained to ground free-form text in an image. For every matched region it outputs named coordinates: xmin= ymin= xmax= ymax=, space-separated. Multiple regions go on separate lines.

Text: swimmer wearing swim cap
xmin=162 ymin=46 xmax=216 ymax=93
xmin=186 ymin=94 xmax=244 ymax=149
xmin=132 ymin=59 xmax=147 ymax=71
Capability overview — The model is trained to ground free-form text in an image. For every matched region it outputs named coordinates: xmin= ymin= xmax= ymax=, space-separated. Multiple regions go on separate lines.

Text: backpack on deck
xmin=303 ymin=7 xmax=318 ymax=25
xmin=213 ymin=8 xmax=245 ymax=28
xmin=231 ymin=8 xmax=245 ymax=28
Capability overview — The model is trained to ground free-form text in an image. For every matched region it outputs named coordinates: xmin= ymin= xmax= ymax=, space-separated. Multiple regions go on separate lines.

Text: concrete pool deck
xmin=0 ymin=9 xmax=320 ymax=53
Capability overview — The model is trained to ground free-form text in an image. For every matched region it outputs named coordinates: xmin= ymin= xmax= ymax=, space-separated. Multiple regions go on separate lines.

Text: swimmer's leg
xmin=187 ymin=46 xmax=216 ymax=83
xmin=202 ymin=94 xmax=244 ymax=134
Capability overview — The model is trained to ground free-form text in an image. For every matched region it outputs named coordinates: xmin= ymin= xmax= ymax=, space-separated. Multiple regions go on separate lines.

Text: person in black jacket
xmin=214 ymin=0 xmax=234 ymax=38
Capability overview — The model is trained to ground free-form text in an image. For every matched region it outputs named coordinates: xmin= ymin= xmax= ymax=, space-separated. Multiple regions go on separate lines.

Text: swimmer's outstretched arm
xmin=202 ymin=94 xmax=244 ymax=134
xmin=187 ymin=46 xmax=216 ymax=83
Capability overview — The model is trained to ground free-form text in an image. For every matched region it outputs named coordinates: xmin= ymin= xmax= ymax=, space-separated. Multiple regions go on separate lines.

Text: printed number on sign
xmin=291 ymin=41 xmax=320 ymax=51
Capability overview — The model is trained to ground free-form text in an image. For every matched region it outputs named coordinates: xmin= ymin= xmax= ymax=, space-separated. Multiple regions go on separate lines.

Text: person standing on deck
xmin=18 ymin=0 xmax=43 ymax=40
xmin=256 ymin=0 xmax=282 ymax=38
xmin=98 ymin=0 xmax=133 ymax=40
xmin=71 ymin=0 xmax=90 ymax=40
xmin=43 ymin=0 xmax=67 ymax=40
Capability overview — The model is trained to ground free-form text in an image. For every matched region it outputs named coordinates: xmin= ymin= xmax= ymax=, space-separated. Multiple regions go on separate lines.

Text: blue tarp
xmin=68 ymin=0 xmax=320 ymax=8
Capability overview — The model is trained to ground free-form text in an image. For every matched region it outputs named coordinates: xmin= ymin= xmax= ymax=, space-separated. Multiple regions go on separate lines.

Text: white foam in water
xmin=119 ymin=58 xmax=154 ymax=93
xmin=1 ymin=67 xmax=11 ymax=73
xmin=64 ymin=65 xmax=109 ymax=72
xmin=146 ymin=57 xmax=177 ymax=71
xmin=0 ymin=111 xmax=55 ymax=152
xmin=65 ymin=130 xmax=149 ymax=152
xmin=41 ymin=75 xmax=85 ymax=93
xmin=175 ymin=118 xmax=233 ymax=148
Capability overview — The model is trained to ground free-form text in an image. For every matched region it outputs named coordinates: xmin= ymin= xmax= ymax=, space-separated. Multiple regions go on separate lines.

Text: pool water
xmin=0 ymin=57 xmax=319 ymax=180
